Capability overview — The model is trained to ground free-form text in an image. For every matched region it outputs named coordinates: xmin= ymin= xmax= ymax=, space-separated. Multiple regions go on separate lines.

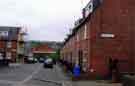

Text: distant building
xmin=30 ymin=41 xmax=62 ymax=51
xmin=24 ymin=41 xmax=32 ymax=58
xmin=17 ymin=30 xmax=27 ymax=63
xmin=0 ymin=26 xmax=20 ymax=63
xmin=32 ymin=44 xmax=56 ymax=59
xmin=41 ymin=41 xmax=62 ymax=50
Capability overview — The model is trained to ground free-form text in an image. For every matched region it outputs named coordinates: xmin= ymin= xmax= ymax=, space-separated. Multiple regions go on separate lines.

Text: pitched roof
xmin=0 ymin=26 xmax=21 ymax=41
xmin=62 ymin=0 xmax=102 ymax=47
xmin=32 ymin=44 xmax=55 ymax=54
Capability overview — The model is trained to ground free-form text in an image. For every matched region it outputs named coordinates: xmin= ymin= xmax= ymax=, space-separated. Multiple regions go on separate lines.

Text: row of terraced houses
xmin=0 ymin=26 xmax=27 ymax=65
xmin=60 ymin=0 xmax=135 ymax=78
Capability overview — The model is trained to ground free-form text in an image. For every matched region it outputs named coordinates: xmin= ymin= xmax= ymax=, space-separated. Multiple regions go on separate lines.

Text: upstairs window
xmin=84 ymin=24 xmax=88 ymax=39
xmin=7 ymin=42 xmax=12 ymax=48
xmin=76 ymin=34 xmax=79 ymax=41
xmin=6 ymin=52 xmax=11 ymax=59
xmin=0 ymin=31 xmax=8 ymax=37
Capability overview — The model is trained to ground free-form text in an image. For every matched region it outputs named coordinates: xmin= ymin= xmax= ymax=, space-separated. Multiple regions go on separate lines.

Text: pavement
xmin=71 ymin=81 xmax=122 ymax=86
xmin=50 ymin=65 xmax=122 ymax=86
xmin=0 ymin=63 xmax=123 ymax=86
xmin=56 ymin=65 xmax=122 ymax=86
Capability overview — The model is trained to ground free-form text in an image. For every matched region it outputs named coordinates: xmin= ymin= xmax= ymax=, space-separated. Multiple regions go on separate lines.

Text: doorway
xmin=78 ymin=50 xmax=83 ymax=71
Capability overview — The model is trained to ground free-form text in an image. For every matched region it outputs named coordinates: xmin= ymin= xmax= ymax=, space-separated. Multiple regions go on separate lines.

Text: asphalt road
xmin=0 ymin=63 xmax=70 ymax=86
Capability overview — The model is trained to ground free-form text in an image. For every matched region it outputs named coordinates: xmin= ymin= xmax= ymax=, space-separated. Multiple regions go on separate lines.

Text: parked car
xmin=26 ymin=57 xmax=35 ymax=63
xmin=0 ymin=53 xmax=10 ymax=66
xmin=34 ymin=58 xmax=38 ymax=63
xmin=39 ymin=58 xmax=45 ymax=63
xmin=43 ymin=58 xmax=53 ymax=68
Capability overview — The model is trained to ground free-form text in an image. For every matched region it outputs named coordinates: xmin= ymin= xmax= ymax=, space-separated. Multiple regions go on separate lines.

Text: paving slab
xmin=71 ymin=81 xmax=122 ymax=86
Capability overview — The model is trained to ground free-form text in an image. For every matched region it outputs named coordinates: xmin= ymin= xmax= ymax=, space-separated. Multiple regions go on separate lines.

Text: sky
xmin=0 ymin=0 xmax=90 ymax=41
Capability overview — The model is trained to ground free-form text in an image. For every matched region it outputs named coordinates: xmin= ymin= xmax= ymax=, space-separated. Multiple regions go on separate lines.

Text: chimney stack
xmin=82 ymin=8 xmax=86 ymax=18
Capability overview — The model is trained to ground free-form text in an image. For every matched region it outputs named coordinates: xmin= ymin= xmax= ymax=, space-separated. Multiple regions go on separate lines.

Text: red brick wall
xmin=61 ymin=0 xmax=135 ymax=76
xmin=128 ymin=0 xmax=135 ymax=72
xmin=12 ymin=41 xmax=17 ymax=49
xmin=87 ymin=0 xmax=135 ymax=76
xmin=89 ymin=7 xmax=107 ymax=75
xmin=0 ymin=40 xmax=17 ymax=62
xmin=0 ymin=41 xmax=5 ymax=49
xmin=11 ymin=52 xmax=17 ymax=62
xmin=11 ymin=41 xmax=17 ymax=62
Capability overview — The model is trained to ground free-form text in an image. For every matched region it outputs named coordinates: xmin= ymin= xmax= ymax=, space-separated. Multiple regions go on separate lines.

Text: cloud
xmin=0 ymin=0 xmax=90 ymax=41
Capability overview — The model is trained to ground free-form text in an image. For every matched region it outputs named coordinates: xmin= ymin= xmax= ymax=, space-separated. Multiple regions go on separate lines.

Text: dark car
xmin=34 ymin=58 xmax=38 ymax=63
xmin=26 ymin=57 xmax=36 ymax=64
xmin=43 ymin=58 xmax=53 ymax=68
xmin=39 ymin=58 xmax=45 ymax=63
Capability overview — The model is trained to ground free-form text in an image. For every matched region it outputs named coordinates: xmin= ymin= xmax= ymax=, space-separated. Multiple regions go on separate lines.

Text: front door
xmin=78 ymin=50 xmax=83 ymax=71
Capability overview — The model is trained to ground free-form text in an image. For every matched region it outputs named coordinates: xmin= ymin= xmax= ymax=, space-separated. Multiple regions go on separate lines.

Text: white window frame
xmin=0 ymin=31 xmax=8 ymax=37
xmin=7 ymin=42 xmax=12 ymax=48
xmin=84 ymin=24 xmax=87 ymax=39
xmin=76 ymin=34 xmax=79 ymax=41
xmin=6 ymin=52 xmax=11 ymax=59
xmin=0 ymin=53 xmax=3 ymax=60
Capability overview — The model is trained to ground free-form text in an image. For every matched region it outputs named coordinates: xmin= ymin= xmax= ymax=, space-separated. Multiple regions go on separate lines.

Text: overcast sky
xmin=0 ymin=0 xmax=90 ymax=41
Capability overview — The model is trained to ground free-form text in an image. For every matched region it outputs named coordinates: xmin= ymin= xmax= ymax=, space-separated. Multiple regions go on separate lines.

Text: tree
xmin=49 ymin=50 xmax=60 ymax=60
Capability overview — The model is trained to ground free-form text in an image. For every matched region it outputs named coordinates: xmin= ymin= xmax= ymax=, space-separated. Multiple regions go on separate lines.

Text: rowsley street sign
xmin=101 ymin=33 xmax=115 ymax=38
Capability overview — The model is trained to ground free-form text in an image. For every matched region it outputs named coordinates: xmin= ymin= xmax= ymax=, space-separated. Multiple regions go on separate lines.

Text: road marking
xmin=0 ymin=80 xmax=18 ymax=84
xmin=19 ymin=64 xmax=42 ymax=84
xmin=62 ymin=81 xmax=72 ymax=86
xmin=33 ymin=78 xmax=62 ymax=85
xmin=0 ymin=64 xmax=42 ymax=86
xmin=9 ymin=63 xmax=21 ymax=67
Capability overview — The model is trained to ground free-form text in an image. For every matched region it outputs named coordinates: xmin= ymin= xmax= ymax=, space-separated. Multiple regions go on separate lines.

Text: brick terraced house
xmin=32 ymin=44 xmax=56 ymax=59
xmin=60 ymin=0 xmax=135 ymax=78
xmin=0 ymin=26 xmax=21 ymax=64
xmin=17 ymin=29 xmax=28 ymax=63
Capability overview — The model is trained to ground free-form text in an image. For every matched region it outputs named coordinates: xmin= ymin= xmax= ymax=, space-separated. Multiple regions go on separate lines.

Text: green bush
xmin=49 ymin=50 xmax=60 ymax=60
